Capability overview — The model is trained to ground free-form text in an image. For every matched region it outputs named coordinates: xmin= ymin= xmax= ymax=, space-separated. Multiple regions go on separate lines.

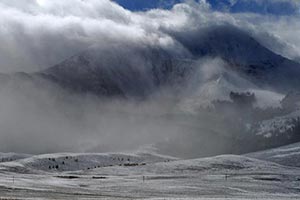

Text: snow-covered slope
xmin=0 ymin=153 xmax=31 ymax=163
xmin=172 ymin=25 xmax=300 ymax=92
xmin=254 ymin=110 xmax=300 ymax=139
xmin=38 ymin=44 xmax=192 ymax=98
xmin=0 ymin=25 xmax=293 ymax=100
xmin=179 ymin=65 xmax=284 ymax=111
xmin=175 ymin=25 xmax=283 ymax=65
xmin=0 ymin=151 xmax=177 ymax=172
xmin=248 ymin=142 xmax=300 ymax=167
xmin=2 ymin=153 xmax=299 ymax=199
xmin=33 ymin=25 xmax=300 ymax=98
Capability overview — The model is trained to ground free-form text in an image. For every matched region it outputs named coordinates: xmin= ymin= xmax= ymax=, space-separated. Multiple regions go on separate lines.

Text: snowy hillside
xmin=248 ymin=142 xmax=300 ymax=167
xmin=34 ymin=25 xmax=300 ymax=98
xmin=253 ymin=110 xmax=300 ymax=139
xmin=173 ymin=25 xmax=300 ymax=92
xmin=0 ymin=151 xmax=177 ymax=173
xmin=1 ymin=152 xmax=300 ymax=199
xmin=39 ymin=44 xmax=193 ymax=98
xmin=179 ymin=64 xmax=284 ymax=111
xmin=0 ymin=153 xmax=31 ymax=163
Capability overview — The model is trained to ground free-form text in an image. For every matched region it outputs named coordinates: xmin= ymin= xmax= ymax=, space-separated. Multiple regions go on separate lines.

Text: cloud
xmin=0 ymin=0 xmax=176 ymax=72
xmin=0 ymin=0 xmax=299 ymax=73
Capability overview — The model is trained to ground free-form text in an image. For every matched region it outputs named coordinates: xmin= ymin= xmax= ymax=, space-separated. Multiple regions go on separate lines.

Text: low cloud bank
xmin=0 ymin=0 xmax=299 ymax=155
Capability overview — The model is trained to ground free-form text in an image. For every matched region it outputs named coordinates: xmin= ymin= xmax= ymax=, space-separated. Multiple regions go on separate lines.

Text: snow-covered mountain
xmin=34 ymin=25 xmax=300 ymax=99
xmin=0 ymin=150 xmax=176 ymax=173
xmin=172 ymin=25 xmax=300 ymax=92
xmin=1 ymin=25 xmax=300 ymax=156
xmin=38 ymin=44 xmax=193 ymax=98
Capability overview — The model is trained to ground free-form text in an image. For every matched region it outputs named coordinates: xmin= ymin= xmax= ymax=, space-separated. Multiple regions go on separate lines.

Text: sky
xmin=0 ymin=0 xmax=300 ymax=154
xmin=114 ymin=0 xmax=300 ymax=15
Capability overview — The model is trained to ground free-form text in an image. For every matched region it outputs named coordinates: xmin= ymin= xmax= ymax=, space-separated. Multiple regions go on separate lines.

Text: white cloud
xmin=0 ymin=0 xmax=171 ymax=72
xmin=0 ymin=0 xmax=299 ymax=73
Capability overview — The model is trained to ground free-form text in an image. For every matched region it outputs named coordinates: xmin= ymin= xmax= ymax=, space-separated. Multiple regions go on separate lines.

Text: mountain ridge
xmin=36 ymin=25 xmax=300 ymax=97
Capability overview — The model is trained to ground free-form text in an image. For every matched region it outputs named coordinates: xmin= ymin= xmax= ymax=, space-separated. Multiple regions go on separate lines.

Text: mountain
xmin=1 ymin=25 xmax=300 ymax=157
xmin=37 ymin=44 xmax=193 ymax=98
xmin=171 ymin=25 xmax=300 ymax=91
xmin=2 ymin=25 xmax=298 ymax=104
xmin=35 ymin=25 xmax=300 ymax=98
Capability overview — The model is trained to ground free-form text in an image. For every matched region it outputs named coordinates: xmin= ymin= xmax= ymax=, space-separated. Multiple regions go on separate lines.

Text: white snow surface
xmin=248 ymin=141 xmax=300 ymax=167
xmin=0 ymin=152 xmax=31 ymax=163
xmin=0 ymin=150 xmax=176 ymax=172
xmin=1 ymin=150 xmax=300 ymax=199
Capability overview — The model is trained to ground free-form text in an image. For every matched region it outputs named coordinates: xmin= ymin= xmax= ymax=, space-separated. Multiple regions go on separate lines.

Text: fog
xmin=0 ymin=76 xmax=180 ymax=153
xmin=0 ymin=55 xmax=284 ymax=157
xmin=0 ymin=56 xmax=242 ymax=156
xmin=0 ymin=0 xmax=299 ymax=156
